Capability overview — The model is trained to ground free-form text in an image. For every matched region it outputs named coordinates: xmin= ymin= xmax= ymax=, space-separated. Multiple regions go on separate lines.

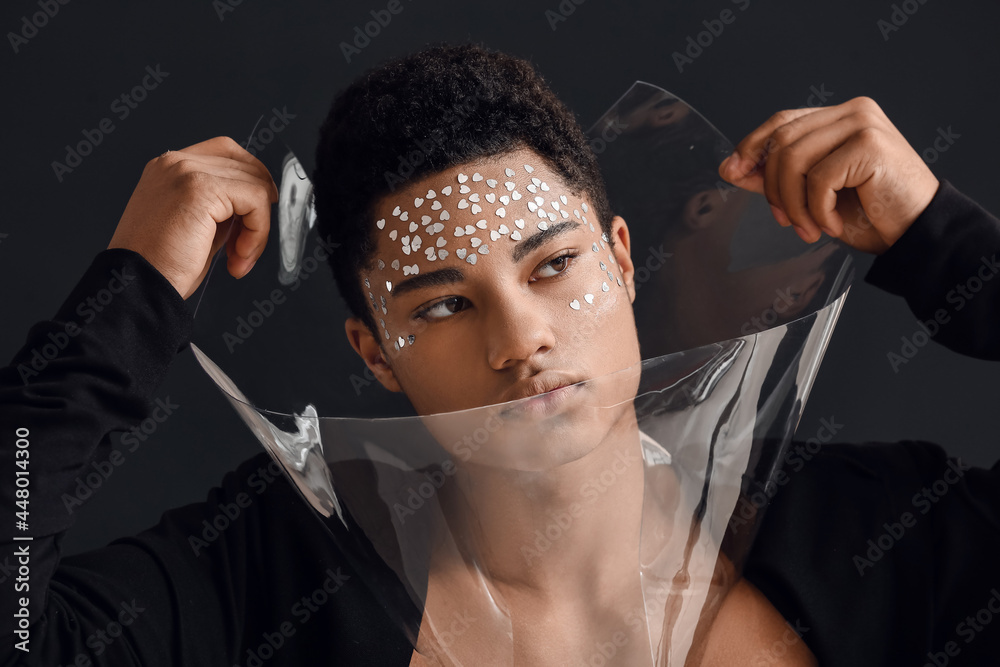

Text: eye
xmin=532 ymin=251 xmax=580 ymax=281
xmin=414 ymin=295 xmax=469 ymax=322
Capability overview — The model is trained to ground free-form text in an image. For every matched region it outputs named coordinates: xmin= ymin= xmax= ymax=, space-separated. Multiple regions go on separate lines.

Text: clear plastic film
xmin=188 ymin=83 xmax=854 ymax=665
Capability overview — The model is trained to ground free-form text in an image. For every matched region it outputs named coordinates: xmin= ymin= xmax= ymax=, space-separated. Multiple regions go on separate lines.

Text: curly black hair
xmin=312 ymin=41 xmax=615 ymax=346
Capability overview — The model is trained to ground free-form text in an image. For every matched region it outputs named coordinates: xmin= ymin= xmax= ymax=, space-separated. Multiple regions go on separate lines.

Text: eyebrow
xmin=388 ymin=220 xmax=582 ymax=298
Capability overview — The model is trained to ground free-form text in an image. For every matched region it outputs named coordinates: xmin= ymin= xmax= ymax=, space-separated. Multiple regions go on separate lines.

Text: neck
xmin=442 ymin=404 xmax=645 ymax=601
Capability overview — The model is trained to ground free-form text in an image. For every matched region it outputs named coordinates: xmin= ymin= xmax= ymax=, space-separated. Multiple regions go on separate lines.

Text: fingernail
xmin=721 ymin=153 xmax=740 ymax=177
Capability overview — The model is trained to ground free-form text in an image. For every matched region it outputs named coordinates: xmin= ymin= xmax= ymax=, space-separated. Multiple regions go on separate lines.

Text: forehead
xmin=364 ymin=152 xmax=597 ymax=297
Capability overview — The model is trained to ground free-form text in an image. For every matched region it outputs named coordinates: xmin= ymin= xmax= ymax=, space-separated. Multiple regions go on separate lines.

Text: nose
xmin=485 ymin=291 xmax=557 ymax=371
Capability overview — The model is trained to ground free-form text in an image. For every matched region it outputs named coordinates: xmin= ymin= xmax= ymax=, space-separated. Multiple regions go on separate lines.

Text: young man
xmin=1 ymin=42 xmax=998 ymax=665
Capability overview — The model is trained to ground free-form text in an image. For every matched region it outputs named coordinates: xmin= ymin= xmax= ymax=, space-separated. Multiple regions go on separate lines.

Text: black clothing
xmin=1 ymin=180 xmax=998 ymax=666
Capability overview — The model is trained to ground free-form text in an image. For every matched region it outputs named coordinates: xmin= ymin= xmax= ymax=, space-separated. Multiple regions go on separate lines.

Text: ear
xmin=344 ymin=316 xmax=403 ymax=393
xmin=609 ymin=215 xmax=637 ymax=304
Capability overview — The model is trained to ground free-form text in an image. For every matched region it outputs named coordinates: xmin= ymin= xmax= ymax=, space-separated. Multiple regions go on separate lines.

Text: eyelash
xmin=413 ymin=251 xmax=582 ymax=322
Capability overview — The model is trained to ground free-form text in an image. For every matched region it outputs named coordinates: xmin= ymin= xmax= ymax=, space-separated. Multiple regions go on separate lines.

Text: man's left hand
xmin=718 ymin=96 xmax=940 ymax=255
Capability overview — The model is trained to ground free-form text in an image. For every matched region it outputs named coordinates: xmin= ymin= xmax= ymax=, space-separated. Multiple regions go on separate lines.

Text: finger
xmin=211 ymin=174 xmax=273 ymax=268
xmin=177 ymin=136 xmax=279 ymax=203
xmin=720 ymin=108 xmax=819 ymax=189
xmin=774 ymin=118 xmax=860 ymax=236
xmin=805 ymin=132 xmax=881 ymax=238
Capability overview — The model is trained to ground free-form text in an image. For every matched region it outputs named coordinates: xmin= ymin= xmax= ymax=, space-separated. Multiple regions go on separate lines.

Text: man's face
xmin=345 ymin=147 xmax=641 ymax=423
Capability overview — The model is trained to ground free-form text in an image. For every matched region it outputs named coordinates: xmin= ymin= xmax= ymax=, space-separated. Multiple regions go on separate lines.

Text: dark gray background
xmin=2 ymin=0 xmax=997 ymax=555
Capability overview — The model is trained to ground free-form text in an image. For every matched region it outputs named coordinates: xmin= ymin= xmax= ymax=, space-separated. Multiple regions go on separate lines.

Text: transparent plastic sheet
xmin=188 ymin=83 xmax=855 ymax=665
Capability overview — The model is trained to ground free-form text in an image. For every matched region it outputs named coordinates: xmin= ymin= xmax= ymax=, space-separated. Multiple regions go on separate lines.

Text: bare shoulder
xmin=698 ymin=576 xmax=817 ymax=666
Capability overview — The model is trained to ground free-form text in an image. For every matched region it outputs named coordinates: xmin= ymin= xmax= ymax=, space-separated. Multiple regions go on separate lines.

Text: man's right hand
xmin=107 ymin=136 xmax=279 ymax=300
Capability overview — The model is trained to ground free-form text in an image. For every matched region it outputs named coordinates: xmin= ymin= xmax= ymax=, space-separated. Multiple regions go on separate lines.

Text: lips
xmin=503 ymin=372 xmax=584 ymax=404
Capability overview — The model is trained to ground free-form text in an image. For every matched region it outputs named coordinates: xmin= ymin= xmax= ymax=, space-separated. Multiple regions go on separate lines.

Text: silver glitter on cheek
xmin=538 ymin=221 xmax=548 ymax=230
xmin=602 ymin=281 xmax=609 ymax=292
xmin=386 ymin=281 xmax=392 ymax=291
xmin=472 ymin=172 xmax=483 ymax=182
xmin=569 ymin=299 xmax=580 ymax=310
xmin=392 ymin=259 xmax=401 ymax=270
xmin=505 ymin=181 xmax=516 ymax=191
xmin=431 ymin=200 xmax=442 ymax=211
xmin=408 ymin=334 xmax=415 ymax=345
xmin=511 ymin=190 xmax=522 ymax=201
xmin=540 ymin=182 xmax=550 ymax=191
xmin=377 ymin=218 xmax=386 ymax=229
xmin=486 ymin=178 xmax=498 ymax=188
xmin=442 ymin=186 xmax=453 ymax=196
xmin=478 ymin=244 xmax=489 ymax=255
xmin=584 ymin=293 xmax=594 ymax=304
xmin=592 ymin=242 xmax=599 ymax=252
xmin=500 ymin=195 xmax=510 ymax=205
xmin=471 ymin=204 xmax=482 ymax=214
xmin=617 ymin=276 xmax=623 ymax=286
xmin=458 ymin=199 xmax=469 ymax=209
xmin=582 ymin=202 xmax=589 ymax=213
xmin=460 ymin=184 xmax=471 ymax=194
xmin=505 ymin=168 xmax=515 ymax=177
xmin=377 ymin=259 xmax=385 ymax=270
xmin=392 ymin=206 xmax=401 ymax=217
xmin=467 ymin=253 xmax=478 ymax=265
xmin=511 ymin=230 xmax=522 ymax=240
xmin=364 ymin=277 xmax=370 ymax=288
xmin=427 ymin=189 xmax=436 ymax=198
xmin=475 ymin=220 xmax=488 ymax=230
xmin=456 ymin=248 xmax=467 ymax=259
xmin=440 ymin=211 xmax=450 ymax=221
xmin=469 ymin=237 xmax=482 ymax=248
xmin=438 ymin=249 xmax=449 ymax=259
xmin=524 ymin=164 xmax=534 ymax=173
xmin=514 ymin=219 xmax=525 ymax=229
xmin=527 ymin=184 xmax=537 ymax=194
xmin=560 ymin=195 xmax=568 ymax=205
xmin=458 ymin=173 xmax=468 ymax=183
xmin=400 ymin=211 xmax=409 ymax=222
xmin=389 ymin=230 xmax=398 ymax=241
xmin=600 ymin=261 xmax=607 ymax=271
xmin=414 ymin=197 xmax=424 ymax=208
xmin=485 ymin=193 xmax=496 ymax=204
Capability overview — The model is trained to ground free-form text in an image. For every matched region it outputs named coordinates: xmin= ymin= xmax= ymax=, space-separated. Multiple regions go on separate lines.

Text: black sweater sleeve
xmin=0 ymin=249 xmax=196 ymax=665
xmin=863 ymin=179 xmax=1000 ymax=360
